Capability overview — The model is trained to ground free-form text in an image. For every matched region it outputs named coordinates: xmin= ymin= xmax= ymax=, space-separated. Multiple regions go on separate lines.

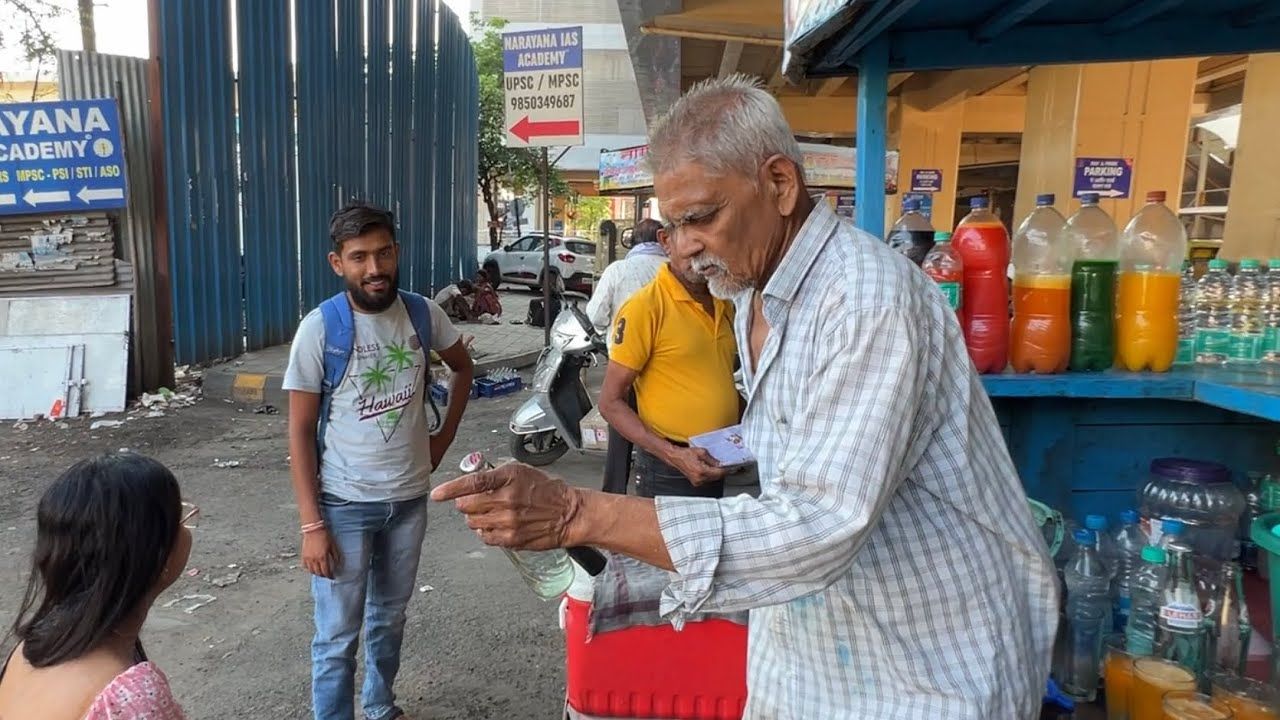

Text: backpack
xmin=315 ymin=290 xmax=440 ymax=460
xmin=526 ymin=296 xmax=561 ymax=327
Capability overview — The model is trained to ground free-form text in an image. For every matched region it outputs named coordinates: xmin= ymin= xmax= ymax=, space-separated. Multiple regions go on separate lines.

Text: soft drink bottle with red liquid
xmin=952 ymin=196 xmax=1011 ymax=373
xmin=922 ymin=231 xmax=963 ymax=322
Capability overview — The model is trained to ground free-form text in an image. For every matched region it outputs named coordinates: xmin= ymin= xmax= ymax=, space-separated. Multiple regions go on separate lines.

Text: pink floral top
xmin=84 ymin=662 xmax=185 ymax=720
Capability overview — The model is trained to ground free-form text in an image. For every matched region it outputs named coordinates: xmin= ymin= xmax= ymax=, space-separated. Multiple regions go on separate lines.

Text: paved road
xmin=0 ymin=379 xmax=601 ymax=719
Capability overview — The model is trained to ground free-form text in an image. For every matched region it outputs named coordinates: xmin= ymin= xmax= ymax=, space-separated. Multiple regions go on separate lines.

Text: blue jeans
xmin=311 ymin=493 xmax=427 ymax=720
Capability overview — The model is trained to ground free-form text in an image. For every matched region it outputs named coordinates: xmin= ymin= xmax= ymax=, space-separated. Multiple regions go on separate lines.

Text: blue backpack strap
xmin=317 ymin=292 xmax=355 ymax=462
xmin=398 ymin=290 xmax=442 ymax=431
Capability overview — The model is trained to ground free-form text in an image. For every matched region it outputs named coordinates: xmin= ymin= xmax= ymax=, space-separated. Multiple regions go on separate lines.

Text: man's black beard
xmin=347 ymin=272 xmax=399 ymax=312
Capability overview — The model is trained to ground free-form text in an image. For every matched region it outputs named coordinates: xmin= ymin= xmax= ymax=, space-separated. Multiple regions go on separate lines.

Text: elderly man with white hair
xmin=433 ymin=75 xmax=1057 ymax=718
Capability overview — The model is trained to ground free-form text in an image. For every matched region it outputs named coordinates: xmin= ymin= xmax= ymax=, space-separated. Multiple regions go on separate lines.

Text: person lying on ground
xmin=434 ymin=279 xmax=476 ymax=322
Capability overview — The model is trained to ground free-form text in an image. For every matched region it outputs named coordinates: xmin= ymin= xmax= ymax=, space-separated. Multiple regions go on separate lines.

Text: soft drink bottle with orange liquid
xmin=1116 ymin=191 xmax=1188 ymax=372
xmin=922 ymin=231 xmax=964 ymax=321
xmin=952 ymin=197 xmax=1010 ymax=373
xmin=1010 ymin=193 xmax=1071 ymax=373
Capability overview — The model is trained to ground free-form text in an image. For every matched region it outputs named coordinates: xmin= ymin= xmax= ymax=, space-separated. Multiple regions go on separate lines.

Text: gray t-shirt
xmin=283 ymin=296 xmax=462 ymax=502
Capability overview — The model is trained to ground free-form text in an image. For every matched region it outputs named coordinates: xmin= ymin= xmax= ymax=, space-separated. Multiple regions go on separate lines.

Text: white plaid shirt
xmin=654 ymin=202 xmax=1058 ymax=719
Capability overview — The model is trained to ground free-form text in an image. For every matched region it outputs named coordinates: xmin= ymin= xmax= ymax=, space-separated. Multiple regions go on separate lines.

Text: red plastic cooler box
xmin=562 ymin=597 xmax=748 ymax=720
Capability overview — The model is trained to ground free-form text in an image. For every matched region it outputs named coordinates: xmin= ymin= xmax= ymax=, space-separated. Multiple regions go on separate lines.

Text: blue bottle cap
xmin=969 ymin=196 xmax=989 ymax=209
xmin=1161 ymin=518 xmax=1185 ymax=536
xmin=1084 ymin=514 xmax=1108 ymax=531
xmin=1073 ymin=528 xmax=1096 ymax=545
xmin=1079 ymin=192 xmax=1100 ymax=205
xmin=1036 ymin=193 xmax=1055 ymax=206
xmin=1121 ymin=509 xmax=1139 ymax=524
xmin=902 ymin=197 xmax=920 ymax=212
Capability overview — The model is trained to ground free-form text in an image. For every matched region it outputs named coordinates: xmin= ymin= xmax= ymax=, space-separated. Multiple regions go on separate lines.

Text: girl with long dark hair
xmin=0 ymin=452 xmax=194 ymax=719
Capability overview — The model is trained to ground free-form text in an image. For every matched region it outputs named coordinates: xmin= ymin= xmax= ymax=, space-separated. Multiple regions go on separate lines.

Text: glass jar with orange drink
xmin=1116 ymin=191 xmax=1189 ymax=372
xmin=1104 ymin=634 xmax=1139 ymax=720
xmin=1210 ymin=672 xmax=1280 ymax=720
xmin=1132 ymin=657 xmax=1197 ymax=720
xmin=1163 ymin=691 xmax=1234 ymax=719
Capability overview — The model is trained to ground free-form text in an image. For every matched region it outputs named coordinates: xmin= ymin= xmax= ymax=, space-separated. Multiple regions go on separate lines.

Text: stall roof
xmin=787 ymin=0 xmax=1280 ymax=77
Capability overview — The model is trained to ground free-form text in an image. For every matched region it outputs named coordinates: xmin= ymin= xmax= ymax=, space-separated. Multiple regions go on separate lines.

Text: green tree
xmin=473 ymin=15 xmax=570 ymax=250
xmin=2 ymin=0 xmax=66 ymax=99
xmin=569 ymin=196 xmax=612 ymax=236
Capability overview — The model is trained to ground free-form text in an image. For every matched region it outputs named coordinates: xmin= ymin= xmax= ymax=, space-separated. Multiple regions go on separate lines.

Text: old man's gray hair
xmin=648 ymin=74 xmax=805 ymax=184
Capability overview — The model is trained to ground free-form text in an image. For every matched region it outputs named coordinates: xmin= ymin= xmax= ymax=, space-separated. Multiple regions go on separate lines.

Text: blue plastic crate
xmin=474 ymin=376 xmax=523 ymax=398
xmin=429 ymin=380 xmax=480 ymax=405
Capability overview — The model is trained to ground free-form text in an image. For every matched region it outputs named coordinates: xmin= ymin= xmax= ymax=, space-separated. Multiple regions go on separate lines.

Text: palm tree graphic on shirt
xmin=353 ymin=343 xmax=420 ymax=442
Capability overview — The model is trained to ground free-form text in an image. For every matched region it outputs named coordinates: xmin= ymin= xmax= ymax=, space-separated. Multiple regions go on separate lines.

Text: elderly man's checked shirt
xmin=654 ymin=202 xmax=1058 ymax=719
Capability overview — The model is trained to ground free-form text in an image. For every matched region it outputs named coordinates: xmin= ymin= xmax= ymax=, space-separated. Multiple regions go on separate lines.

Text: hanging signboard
xmin=502 ymin=27 xmax=585 ymax=147
xmin=783 ymin=0 xmax=866 ymax=82
xmin=0 ymin=98 xmax=128 ymax=216
xmin=1073 ymin=157 xmax=1133 ymax=199
xmin=598 ymin=146 xmax=651 ymax=193
xmin=597 ymin=143 xmax=899 ymax=193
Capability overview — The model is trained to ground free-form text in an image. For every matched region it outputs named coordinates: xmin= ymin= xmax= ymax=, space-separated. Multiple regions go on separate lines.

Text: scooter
xmin=508 ymin=292 xmax=606 ymax=466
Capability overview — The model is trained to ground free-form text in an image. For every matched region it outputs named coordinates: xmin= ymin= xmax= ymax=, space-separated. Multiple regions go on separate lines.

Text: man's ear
xmin=328 ymin=251 xmax=342 ymax=277
xmin=763 ymin=154 xmax=801 ymax=217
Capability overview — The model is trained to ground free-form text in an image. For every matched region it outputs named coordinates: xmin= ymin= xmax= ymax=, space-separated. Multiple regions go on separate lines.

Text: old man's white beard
xmin=692 ymin=254 xmax=749 ymax=299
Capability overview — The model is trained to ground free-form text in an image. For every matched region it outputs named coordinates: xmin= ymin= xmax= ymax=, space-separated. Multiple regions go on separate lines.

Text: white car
xmin=482 ymin=234 xmax=596 ymax=294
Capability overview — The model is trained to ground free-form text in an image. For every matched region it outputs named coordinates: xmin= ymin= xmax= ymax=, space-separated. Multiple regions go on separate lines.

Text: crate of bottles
xmin=474 ymin=368 xmax=523 ymax=398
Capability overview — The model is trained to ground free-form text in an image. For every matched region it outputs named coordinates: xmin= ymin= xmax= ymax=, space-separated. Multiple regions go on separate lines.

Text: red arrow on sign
xmin=509 ymin=116 xmax=580 ymax=143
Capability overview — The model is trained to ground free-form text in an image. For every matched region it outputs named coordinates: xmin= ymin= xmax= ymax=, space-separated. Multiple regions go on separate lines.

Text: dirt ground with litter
xmin=0 ymin=382 xmax=606 ymax=719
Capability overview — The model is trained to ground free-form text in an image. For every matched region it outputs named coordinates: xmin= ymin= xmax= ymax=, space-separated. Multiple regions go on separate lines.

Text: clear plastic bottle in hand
xmin=459 ymin=452 xmax=575 ymax=601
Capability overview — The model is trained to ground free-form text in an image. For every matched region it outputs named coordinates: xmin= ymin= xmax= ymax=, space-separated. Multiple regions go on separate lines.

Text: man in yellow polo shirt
xmin=597 ymin=227 xmax=739 ymax=498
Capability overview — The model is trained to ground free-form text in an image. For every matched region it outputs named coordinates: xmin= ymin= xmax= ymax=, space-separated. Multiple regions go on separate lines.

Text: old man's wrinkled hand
xmin=430 ymin=462 xmax=582 ymax=551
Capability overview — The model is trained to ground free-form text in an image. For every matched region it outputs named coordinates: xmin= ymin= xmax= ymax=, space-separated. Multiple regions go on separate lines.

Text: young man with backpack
xmin=283 ymin=203 xmax=474 ymax=720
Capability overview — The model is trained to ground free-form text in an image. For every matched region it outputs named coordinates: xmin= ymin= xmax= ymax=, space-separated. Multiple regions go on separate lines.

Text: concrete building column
xmin=1014 ymin=60 xmax=1198 ymax=226
xmin=1222 ymin=53 xmax=1280 ymax=261
xmin=888 ymin=99 xmax=964 ymax=231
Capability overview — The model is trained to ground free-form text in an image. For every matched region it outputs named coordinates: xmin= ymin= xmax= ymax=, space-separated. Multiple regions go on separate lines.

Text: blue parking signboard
xmin=909 ymin=168 xmax=942 ymax=193
xmin=1073 ymin=157 xmax=1132 ymax=199
xmin=0 ymin=98 xmax=128 ymax=216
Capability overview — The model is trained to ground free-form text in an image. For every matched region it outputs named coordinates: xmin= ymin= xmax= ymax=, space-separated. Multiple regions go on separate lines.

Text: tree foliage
xmin=1 ymin=0 xmax=65 ymax=70
xmin=568 ymin=196 xmax=612 ymax=236
xmin=473 ymin=14 xmax=570 ymax=250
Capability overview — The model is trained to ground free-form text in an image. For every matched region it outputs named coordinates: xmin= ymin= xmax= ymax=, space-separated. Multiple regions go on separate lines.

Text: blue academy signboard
xmin=0 ymin=99 xmax=128 ymax=216
xmin=1073 ymin=157 xmax=1132 ymax=199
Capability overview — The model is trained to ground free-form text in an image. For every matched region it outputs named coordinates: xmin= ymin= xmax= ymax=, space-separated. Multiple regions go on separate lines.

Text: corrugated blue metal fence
xmin=158 ymin=0 xmax=477 ymax=364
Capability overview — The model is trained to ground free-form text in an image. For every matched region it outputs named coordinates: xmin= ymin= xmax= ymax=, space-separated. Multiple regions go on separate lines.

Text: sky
xmin=2 ymin=0 xmax=472 ymax=79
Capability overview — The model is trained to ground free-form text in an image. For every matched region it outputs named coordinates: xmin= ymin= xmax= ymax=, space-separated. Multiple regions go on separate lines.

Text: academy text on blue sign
xmin=0 ymin=99 xmax=128 ymax=216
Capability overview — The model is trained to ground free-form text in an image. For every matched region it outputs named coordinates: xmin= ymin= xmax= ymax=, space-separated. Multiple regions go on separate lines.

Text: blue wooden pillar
xmin=855 ymin=35 xmax=889 ymax=237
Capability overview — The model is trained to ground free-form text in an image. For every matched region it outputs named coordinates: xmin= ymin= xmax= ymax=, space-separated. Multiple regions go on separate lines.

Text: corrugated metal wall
xmin=56 ymin=50 xmax=168 ymax=394
xmin=158 ymin=0 xmax=478 ymax=364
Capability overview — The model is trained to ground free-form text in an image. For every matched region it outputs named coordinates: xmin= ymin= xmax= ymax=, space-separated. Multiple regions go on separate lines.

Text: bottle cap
xmin=1121 ymin=509 xmax=1139 ymax=524
xmin=1073 ymin=528 xmax=1096 ymax=545
xmin=1241 ymin=258 xmax=1261 ymax=270
xmin=1268 ymin=258 xmax=1280 ymax=269
xmin=902 ymin=197 xmax=920 ymax=212
xmin=1209 ymin=258 xmax=1228 ymax=270
xmin=1141 ymin=545 xmax=1166 ymax=564
xmin=1272 ymin=524 xmax=1280 ymax=539
xmin=1079 ymin=192 xmax=1100 ymax=205
xmin=969 ymin=196 xmax=989 ymax=209
xmin=1146 ymin=190 xmax=1167 ymax=203
xmin=1161 ymin=518 xmax=1185 ymax=536
xmin=1085 ymin=514 xmax=1108 ymax=531
xmin=933 ymin=231 xmax=952 ymax=243
xmin=1035 ymin=193 xmax=1055 ymax=206
xmin=1166 ymin=541 xmax=1193 ymax=556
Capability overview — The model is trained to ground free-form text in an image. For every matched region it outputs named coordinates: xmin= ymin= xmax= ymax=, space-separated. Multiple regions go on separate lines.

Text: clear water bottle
xmin=1265 ymin=258 xmax=1280 ymax=364
xmin=1206 ymin=561 xmax=1251 ymax=675
xmin=1230 ymin=258 xmax=1266 ymax=367
xmin=1112 ymin=509 xmax=1146 ymax=631
xmin=1196 ymin=259 xmax=1232 ymax=365
xmin=459 ymin=452 xmax=576 ymax=601
xmin=1177 ymin=260 xmax=1198 ymax=366
xmin=1126 ymin=544 xmax=1169 ymax=656
xmin=1085 ymin=514 xmax=1117 ymax=577
xmin=1156 ymin=543 xmax=1206 ymax=676
xmin=1158 ymin=518 xmax=1186 ymax=550
xmin=1062 ymin=528 xmax=1112 ymax=702
xmin=886 ymin=196 xmax=935 ymax=267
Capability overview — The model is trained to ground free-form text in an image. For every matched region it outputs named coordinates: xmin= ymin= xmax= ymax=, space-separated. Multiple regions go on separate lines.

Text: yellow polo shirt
xmin=609 ymin=264 xmax=739 ymax=443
